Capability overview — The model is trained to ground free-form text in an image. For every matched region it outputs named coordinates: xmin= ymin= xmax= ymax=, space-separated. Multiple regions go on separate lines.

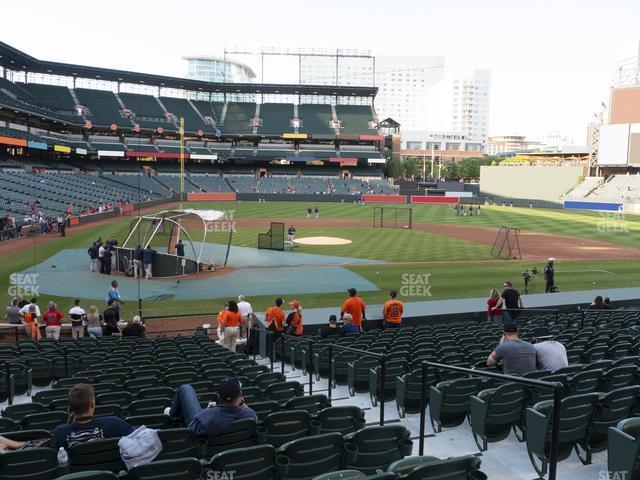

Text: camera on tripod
xmin=521 ymin=267 xmax=538 ymax=294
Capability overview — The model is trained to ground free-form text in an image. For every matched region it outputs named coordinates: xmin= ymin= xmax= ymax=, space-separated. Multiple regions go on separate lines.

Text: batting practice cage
xmin=491 ymin=226 xmax=522 ymax=259
xmin=258 ymin=222 xmax=285 ymax=251
xmin=373 ymin=207 xmax=413 ymax=230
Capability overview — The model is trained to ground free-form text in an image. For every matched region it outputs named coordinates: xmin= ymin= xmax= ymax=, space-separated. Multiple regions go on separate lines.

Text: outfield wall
xmin=479 ymin=165 xmax=585 ymax=203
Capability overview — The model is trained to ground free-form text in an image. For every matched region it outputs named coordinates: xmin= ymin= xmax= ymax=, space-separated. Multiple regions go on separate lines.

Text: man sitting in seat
xmin=53 ymin=384 xmax=133 ymax=450
xmin=532 ymin=326 xmax=568 ymax=372
xmin=169 ymin=378 xmax=257 ymax=441
xmin=486 ymin=323 xmax=536 ymax=376
xmin=341 ymin=314 xmax=360 ymax=335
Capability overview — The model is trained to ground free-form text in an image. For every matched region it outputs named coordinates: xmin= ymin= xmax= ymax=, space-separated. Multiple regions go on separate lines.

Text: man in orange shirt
xmin=382 ymin=291 xmax=404 ymax=329
xmin=265 ymin=298 xmax=285 ymax=337
xmin=341 ymin=288 xmax=365 ymax=329
xmin=265 ymin=298 xmax=285 ymax=357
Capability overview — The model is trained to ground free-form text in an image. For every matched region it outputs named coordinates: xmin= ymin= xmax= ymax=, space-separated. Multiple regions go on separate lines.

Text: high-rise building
xmin=183 ymin=56 xmax=256 ymax=83
xmin=451 ymin=69 xmax=491 ymax=145
xmin=299 ymin=53 xmax=445 ymax=131
xmin=613 ymin=42 xmax=640 ymax=87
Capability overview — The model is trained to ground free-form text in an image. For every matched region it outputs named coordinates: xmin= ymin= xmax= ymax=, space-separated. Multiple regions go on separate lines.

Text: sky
xmin=2 ymin=0 xmax=640 ymax=143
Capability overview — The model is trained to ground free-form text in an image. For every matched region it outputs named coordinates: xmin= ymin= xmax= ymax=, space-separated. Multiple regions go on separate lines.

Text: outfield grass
xmin=1 ymin=201 xmax=638 ymax=320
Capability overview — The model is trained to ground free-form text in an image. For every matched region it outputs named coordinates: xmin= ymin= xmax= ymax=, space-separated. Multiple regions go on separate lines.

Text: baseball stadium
xmin=0 ymin=32 xmax=639 ymax=480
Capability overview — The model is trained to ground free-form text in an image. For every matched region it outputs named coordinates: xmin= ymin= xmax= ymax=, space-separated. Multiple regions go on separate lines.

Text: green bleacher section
xmin=298 ymin=104 xmax=334 ymax=136
xmin=0 ymin=79 xmax=81 ymax=125
xmin=160 ymin=97 xmax=205 ymax=134
xmin=191 ymin=101 xmax=224 ymax=134
xmin=74 ymin=89 xmax=132 ymax=128
xmin=258 ymin=103 xmax=294 ymax=135
xmin=335 ymin=105 xmax=378 ymax=136
xmin=222 ymin=102 xmax=256 ymax=135
xmin=119 ymin=93 xmax=177 ymax=133
xmin=20 ymin=84 xmax=76 ymax=112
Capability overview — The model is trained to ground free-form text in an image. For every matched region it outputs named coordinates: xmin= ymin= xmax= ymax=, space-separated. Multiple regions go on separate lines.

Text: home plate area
xmin=293 ymin=236 xmax=353 ymax=246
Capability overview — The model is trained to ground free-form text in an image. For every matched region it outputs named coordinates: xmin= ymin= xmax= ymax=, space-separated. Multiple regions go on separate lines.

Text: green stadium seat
xmin=565 ymin=369 xmax=603 ymax=395
xmin=21 ymin=411 xmax=68 ymax=431
xmin=25 ymin=357 xmax=53 ymax=387
xmin=343 ymin=425 xmax=413 ymax=475
xmin=263 ymin=381 xmax=304 ymax=403
xmin=136 ymin=387 xmax=175 ymax=400
xmin=429 ymin=378 xmax=483 ymax=432
xmin=69 ymin=437 xmax=125 ymax=473
xmin=608 ymin=417 xmax=640 ymax=480
xmin=207 ymin=444 xmax=276 ymax=480
xmin=248 ymin=401 xmax=280 ymax=422
xmin=0 ymin=417 xmax=19 ymax=433
xmin=601 ymin=366 xmax=637 ymax=392
xmin=122 ymin=458 xmax=201 ymax=480
xmin=283 ymin=394 xmax=330 ymax=414
xmin=587 ymin=385 xmax=640 ymax=455
xmin=55 ymin=377 xmax=91 ymax=389
xmin=203 ymin=418 xmax=257 ymax=458
xmin=155 ymin=428 xmax=202 ymax=460
xmin=332 ymin=352 xmax=359 ymax=386
xmin=275 ymin=433 xmax=344 ymax=480
xmin=525 ymin=393 xmax=599 ymax=478
xmin=0 ymin=447 xmax=59 ymax=480
xmin=369 ymin=361 xmax=407 ymax=406
xmin=125 ymin=414 xmax=173 ymax=430
xmin=395 ymin=368 xmax=436 ymax=418
xmin=254 ymin=372 xmax=286 ymax=390
xmin=93 ymin=404 xmax=123 ymax=418
xmin=256 ymin=410 xmax=319 ymax=447
xmin=2 ymin=402 xmax=47 ymax=421
xmin=96 ymin=391 xmax=133 ymax=406
xmin=347 ymin=357 xmax=379 ymax=396
xmin=55 ymin=471 xmax=119 ymax=480
xmin=127 ymin=397 xmax=172 ymax=416
xmin=314 ymin=406 xmax=366 ymax=435
xmin=124 ymin=377 xmax=158 ymax=393
xmin=388 ymin=454 xmax=487 ymax=479
xmin=469 ymin=383 xmax=526 ymax=451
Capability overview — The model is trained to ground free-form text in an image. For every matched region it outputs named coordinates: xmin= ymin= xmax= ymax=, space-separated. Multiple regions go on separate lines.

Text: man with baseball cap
xmin=486 ymin=323 xmax=536 ymax=376
xmin=169 ymin=378 xmax=256 ymax=440
xmin=532 ymin=326 xmax=568 ymax=372
xmin=341 ymin=288 xmax=365 ymax=329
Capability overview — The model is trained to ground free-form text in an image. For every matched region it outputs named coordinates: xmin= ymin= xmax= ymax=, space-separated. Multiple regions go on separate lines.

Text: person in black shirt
xmin=107 ymin=235 xmax=118 ymax=250
xmin=88 ymin=243 xmax=99 ymax=273
xmin=544 ymin=260 xmax=555 ymax=293
xmin=320 ymin=315 xmax=342 ymax=337
xmin=103 ymin=247 xmax=113 ymax=275
xmin=494 ymin=281 xmax=522 ymax=324
xmin=306 ymin=207 xmax=312 ymax=219
xmin=175 ymin=240 xmax=185 ymax=257
xmin=603 ymin=297 xmax=612 ymax=309
xmin=122 ymin=316 xmax=145 ymax=337
xmin=588 ymin=295 xmax=604 ymax=310
xmin=287 ymin=225 xmax=296 ymax=244
xmin=103 ymin=299 xmax=120 ymax=335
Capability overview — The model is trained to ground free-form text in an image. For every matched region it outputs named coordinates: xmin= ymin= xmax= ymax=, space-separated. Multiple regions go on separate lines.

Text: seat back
xmin=21 ymin=411 xmax=68 ymax=431
xmin=125 ymin=458 xmax=202 ymax=480
xmin=566 ymin=369 xmax=603 ymax=395
xmin=204 ymin=418 xmax=257 ymax=457
xmin=276 ymin=433 xmax=344 ymax=480
xmin=265 ymin=381 xmax=304 ymax=403
xmin=343 ymin=425 xmax=413 ymax=475
xmin=256 ymin=410 xmax=312 ymax=447
xmin=69 ymin=438 xmax=125 ymax=473
xmin=283 ymin=394 xmax=330 ymax=414
xmin=156 ymin=428 xmax=200 ymax=460
xmin=248 ymin=401 xmax=280 ymax=422
xmin=208 ymin=444 xmax=276 ymax=480
xmin=316 ymin=406 xmax=366 ymax=435
xmin=602 ymin=366 xmax=637 ymax=392
xmin=0 ymin=447 xmax=58 ymax=480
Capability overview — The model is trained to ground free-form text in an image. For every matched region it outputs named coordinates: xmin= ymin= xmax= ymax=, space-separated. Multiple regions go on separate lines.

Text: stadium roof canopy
xmin=0 ymin=41 xmax=378 ymax=97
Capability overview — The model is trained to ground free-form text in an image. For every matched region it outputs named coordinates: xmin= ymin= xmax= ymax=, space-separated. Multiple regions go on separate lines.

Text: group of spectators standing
xmin=3 ymin=281 xmax=144 ymax=341
xmin=214 ymin=288 xmax=405 ymax=354
xmin=88 ymin=236 xmax=119 ymax=275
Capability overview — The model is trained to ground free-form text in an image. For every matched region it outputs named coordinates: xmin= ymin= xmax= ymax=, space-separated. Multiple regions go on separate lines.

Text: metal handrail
xmin=418 ymin=361 xmax=564 ymax=480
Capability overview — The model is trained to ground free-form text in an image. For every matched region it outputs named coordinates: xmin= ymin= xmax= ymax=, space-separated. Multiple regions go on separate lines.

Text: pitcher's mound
xmin=294 ymin=236 xmax=352 ymax=246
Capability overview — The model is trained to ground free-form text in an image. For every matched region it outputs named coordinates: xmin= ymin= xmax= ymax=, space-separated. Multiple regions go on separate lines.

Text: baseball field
xmin=2 ymin=201 xmax=639 ymax=319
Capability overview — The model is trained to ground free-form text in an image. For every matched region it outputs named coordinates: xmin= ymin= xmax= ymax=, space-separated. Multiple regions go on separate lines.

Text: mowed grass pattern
xmin=0 ymin=200 xmax=638 ymax=318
